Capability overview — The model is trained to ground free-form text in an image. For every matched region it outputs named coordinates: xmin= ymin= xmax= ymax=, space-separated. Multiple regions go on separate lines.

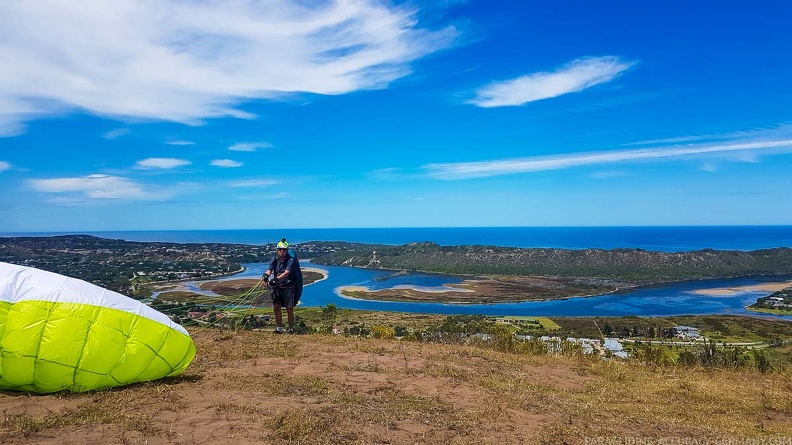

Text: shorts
xmin=272 ymin=287 xmax=295 ymax=308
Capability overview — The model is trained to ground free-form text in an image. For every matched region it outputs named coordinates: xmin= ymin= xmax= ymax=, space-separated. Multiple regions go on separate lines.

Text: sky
xmin=1 ymin=0 xmax=792 ymax=232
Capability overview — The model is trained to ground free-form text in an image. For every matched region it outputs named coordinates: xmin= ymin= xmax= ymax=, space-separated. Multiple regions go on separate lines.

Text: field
xmin=1 ymin=311 xmax=791 ymax=444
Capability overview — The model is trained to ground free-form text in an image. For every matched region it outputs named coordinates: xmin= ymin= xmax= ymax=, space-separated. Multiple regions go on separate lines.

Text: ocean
xmin=5 ymin=226 xmax=792 ymax=251
xmin=6 ymin=226 xmax=792 ymax=317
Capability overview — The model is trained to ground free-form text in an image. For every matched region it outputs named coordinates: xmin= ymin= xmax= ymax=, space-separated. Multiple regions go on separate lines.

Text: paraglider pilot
xmin=263 ymin=238 xmax=302 ymax=334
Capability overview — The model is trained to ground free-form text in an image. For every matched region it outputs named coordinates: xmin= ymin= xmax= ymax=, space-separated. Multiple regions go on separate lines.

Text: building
xmin=674 ymin=325 xmax=700 ymax=339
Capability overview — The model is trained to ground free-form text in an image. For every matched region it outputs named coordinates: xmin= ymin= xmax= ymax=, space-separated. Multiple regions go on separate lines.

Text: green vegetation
xmin=0 ymin=235 xmax=265 ymax=294
xmin=310 ymin=241 xmax=792 ymax=284
xmin=749 ymin=286 xmax=792 ymax=315
xmin=6 ymin=235 xmax=792 ymax=299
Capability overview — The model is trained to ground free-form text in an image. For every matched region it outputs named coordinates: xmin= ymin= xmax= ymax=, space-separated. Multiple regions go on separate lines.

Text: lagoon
xmin=215 ymin=262 xmax=792 ymax=319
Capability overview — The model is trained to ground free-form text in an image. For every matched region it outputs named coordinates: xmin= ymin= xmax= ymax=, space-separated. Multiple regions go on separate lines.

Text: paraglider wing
xmin=0 ymin=262 xmax=196 ymax=393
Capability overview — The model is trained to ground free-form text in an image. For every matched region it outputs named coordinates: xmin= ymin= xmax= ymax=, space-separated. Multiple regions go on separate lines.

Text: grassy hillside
xmin=310 ymin=242 xmax=792 ymax=283
xmin=1 ymin=315 xmax=791 ymax=444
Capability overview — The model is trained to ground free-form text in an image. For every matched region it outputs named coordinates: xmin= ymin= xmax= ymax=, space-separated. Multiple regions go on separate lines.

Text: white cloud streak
xmin=0 ymin=1 xmax=457 ymax=136
xmin=135 ymin=158 xmax=191 ymax=169
xmin=211 ymin=159 xmax=243 ymax=168
xmin=228 ymin=179 xmax=279 ymax=187
xmin=228 ymin=142 xmax=274 ymax=152
xmin=0 ymin=161 xmax=11 ymax=172
xmin=165 ymin=140 xmax=194 ymax=146
xmin=423 ymin=139 xmax=792 ymax=179
xmin=28 ymin=174 xmax=149 ymax=199
xmin=469 ymin=56 xmax=635 ymax=108
xmin=102 ymin=128 xmax=129 ymax=139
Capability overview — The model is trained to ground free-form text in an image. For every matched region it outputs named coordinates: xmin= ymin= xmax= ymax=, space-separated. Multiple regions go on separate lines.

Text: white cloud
xmin=102 ymin=128 xmax=129 ymax=139
xmin=28 ymin=174 xmax=148 ymax=199
xmin=0 ymin=1 xmax=457 ymax=136
xmin=626 ymin=122 xmax=792 ymax=147
xmin=135 ymin=158 xmax=191 ymax=169
xmin=423 ymin=139 xmax=792 ymax=179
xmin=229 ymin=142 xmax=273 ymax=152
xmin=700 ymin=163 xmax=718 ymax=172
xmin=590 ymin=170 xmax=627 ymax=179
xmin=469 ymin=56 xmax=635 ymax=108
xmin=211 ymin=159 xmax=243 ymax=168
xmin=166 ymin=140 xmax=194 ymax=146
xmin=228 ymin=179 xmax=279 ymax=187
xmin=0 ymin=161 xmax=11 ymax=172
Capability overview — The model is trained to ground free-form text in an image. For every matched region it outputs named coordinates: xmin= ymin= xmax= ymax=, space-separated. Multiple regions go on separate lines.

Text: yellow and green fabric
xmin=0 ymin=262 xmax=195 ymax=393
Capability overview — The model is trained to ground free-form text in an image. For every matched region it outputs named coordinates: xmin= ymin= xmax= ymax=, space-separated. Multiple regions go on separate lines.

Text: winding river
xmin=166 ymin=262 xmax=792 ymax=319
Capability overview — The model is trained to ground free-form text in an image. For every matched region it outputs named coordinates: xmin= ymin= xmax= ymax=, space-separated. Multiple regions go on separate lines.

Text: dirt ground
xmin=1 ymin=329 xmax=791 ymax=444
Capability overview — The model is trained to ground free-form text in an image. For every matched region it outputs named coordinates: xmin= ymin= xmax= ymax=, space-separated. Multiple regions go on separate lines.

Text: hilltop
xmin=1 ymin=321 xmax=790 ymax=444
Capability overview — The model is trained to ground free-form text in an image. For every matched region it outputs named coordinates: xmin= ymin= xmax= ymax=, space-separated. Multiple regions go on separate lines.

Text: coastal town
xmin=0 ymin=235 xmax=346 ymax=294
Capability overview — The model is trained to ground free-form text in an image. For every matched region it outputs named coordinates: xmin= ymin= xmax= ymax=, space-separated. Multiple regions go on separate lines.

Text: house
xmin=674 ymin=325 xmax=700 ymax=339
xmin=603 ymin=338 xmax=629 ymax=358
xmin=768 ymin=296 xmax=785 ymax=306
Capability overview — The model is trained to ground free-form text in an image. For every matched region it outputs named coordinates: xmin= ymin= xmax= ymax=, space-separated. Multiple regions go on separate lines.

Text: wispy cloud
xmin=135 ymin=158 xmax=191 ymax=169
xmin=228 ymin=179 xmax=280 ymax=187
xmin=28 ymin=174 xmax=149 ymax=199
xmin=626 ymin=122 xmax=792 ymax=147
xmin=469 ymin=56 xmax=635 ymax=108
xmin=367 ymin=167 xmax=404 ymax=180
xmin=228 ymin=142 xmax=273 ymax=152
xmin=211 ymin=159 xmax=243 ymax=168
xmin=423 ymin=139 xmax=792 ymax=179
xmin=166 ymin=140 xmax=194 ymax=146
xmin=0 ymin=161 xmax=11 ymax=172
xmin=590 ymin=170 xmax=627 ymax=179
xmin=0 ymin=1 xmax=457 ymax=136
xmin=102 ymin=128 xmax=129 ymax=140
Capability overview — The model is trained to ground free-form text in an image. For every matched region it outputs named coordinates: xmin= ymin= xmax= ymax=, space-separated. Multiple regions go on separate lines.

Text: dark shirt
xmin=268 ymin=254 xmax=303 ymax=286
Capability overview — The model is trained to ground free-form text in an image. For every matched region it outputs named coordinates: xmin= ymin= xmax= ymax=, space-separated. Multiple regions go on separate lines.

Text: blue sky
xmin=1 ymin=0 xmax=791 ymax=232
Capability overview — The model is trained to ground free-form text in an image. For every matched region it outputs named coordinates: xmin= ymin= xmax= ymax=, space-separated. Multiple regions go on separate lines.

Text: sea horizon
xmin=3 ymin=225 xmax=792 ymax=252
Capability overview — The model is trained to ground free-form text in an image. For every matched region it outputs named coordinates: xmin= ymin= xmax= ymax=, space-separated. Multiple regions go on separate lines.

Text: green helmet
xmin=276 ymin=238 xmax=289 ymax=249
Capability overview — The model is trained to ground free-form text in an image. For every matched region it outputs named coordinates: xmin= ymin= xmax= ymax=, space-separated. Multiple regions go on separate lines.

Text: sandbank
xmin=690 ymin=280 xmax=792 ymax=296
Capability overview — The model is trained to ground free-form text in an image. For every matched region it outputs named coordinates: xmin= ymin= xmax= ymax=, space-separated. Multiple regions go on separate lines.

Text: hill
xmin=309 ymin=241 xmax=792 ymax=284
xmin=1 ymin=325 xmax=790 ymax=444
xmin=4 ymin=236 xmax=792 ymax=298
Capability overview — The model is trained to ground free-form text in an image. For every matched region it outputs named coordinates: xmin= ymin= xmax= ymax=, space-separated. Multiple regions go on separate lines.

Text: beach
xmin=689 ymin=280 xmax=792 ymax=296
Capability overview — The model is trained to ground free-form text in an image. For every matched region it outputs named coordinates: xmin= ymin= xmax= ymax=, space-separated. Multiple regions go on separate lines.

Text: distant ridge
xmin=307 ymin=241 xmax=792 ymax=284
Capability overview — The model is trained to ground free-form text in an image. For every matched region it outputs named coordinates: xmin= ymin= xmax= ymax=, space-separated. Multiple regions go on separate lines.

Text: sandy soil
xmin=337 ymin=275 xmax=621 ymax=304
xmin=690 ymin=280 xmax=792 ymax=296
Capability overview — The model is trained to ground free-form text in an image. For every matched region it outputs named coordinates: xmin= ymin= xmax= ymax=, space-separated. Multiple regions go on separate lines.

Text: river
xmin=176 ymin=262 xmax=792 ymax=319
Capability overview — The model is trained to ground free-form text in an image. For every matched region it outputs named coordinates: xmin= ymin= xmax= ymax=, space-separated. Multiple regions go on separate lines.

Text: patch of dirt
xmin=1 ymin=330 xmax=790 ymax=444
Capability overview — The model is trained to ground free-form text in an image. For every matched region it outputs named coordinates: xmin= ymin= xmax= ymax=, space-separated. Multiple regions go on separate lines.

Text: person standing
xmin=263 ymin=239 xmax=303 ymax=334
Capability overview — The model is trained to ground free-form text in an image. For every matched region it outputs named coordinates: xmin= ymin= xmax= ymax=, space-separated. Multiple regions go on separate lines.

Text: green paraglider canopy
xmin=0 ymin=262 xmax=196 ymax=393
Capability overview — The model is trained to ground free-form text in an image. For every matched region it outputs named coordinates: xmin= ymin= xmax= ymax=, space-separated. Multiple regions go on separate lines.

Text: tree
xmin=321 ymin=303 xmax=338 ymax=323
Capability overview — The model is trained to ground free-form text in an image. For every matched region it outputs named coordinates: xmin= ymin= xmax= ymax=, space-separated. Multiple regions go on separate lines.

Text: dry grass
xmin=1 ymin=327 xmax=791 ymax=444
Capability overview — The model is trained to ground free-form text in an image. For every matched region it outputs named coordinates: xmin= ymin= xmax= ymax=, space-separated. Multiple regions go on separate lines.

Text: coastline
xmin=335 ymin=277 xmax=792 ymax=306
xmin=334 ymin=275 xmax=624 ymax=304
xmin=150 ymin=266 xmax=329 ymax=299
xmin=689 ymin=280 xmax=792 ymax=296
xmin=302 ymin=267 xmax=329 ymax=286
